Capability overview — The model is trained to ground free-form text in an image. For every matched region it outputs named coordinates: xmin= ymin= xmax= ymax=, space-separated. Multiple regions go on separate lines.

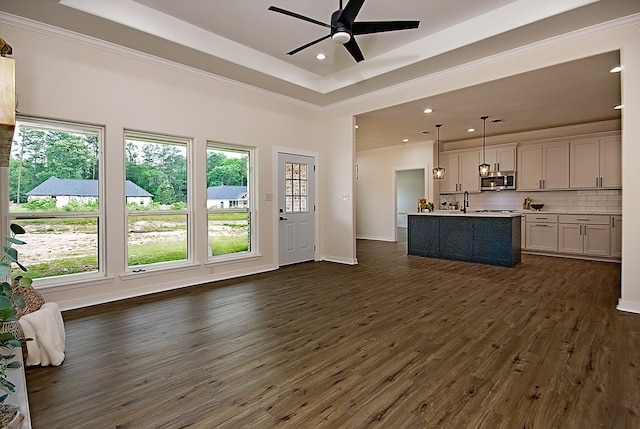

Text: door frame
xmin=273 ymin=148 xmax=319 ymax=267
xmin=393 ymin=164 xmax=430 ymax=242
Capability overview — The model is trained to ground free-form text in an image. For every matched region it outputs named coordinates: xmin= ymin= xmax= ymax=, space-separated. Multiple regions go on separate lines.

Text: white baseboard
xmin=617 ymin=299 xmax=640 ymax=314
xmin=356 ymin=235 xmax=395 ymax=242
xmin=321 ymin=255 xmax=358 ymax=265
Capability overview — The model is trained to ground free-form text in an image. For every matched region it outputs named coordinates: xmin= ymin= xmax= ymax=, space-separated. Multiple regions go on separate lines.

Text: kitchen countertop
xmin=408 ymin=210 xmax=621 ymax=217
xmin=409 ymin=211 xmax=522 ymax=218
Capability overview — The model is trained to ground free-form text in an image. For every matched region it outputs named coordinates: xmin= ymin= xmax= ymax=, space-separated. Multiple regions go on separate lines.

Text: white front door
xmin=278 ymin=153 xmax=316 ymax=266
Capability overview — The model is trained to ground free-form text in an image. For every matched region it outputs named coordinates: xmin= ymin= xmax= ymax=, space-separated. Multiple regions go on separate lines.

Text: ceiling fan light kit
xmin=269 ymin=0 xmax=419 ymax=63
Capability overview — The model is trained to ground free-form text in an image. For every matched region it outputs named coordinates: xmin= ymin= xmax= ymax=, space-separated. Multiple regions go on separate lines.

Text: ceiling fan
xmin=268 ymin=0 xmax=420 ymax=63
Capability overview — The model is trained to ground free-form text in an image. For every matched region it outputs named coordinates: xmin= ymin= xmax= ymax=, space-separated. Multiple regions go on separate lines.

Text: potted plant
xmin=0 ymin=224 xmax=28 ymax=428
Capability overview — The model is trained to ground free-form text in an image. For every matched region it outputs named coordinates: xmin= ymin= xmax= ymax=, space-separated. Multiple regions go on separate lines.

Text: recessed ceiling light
xmin=316 ymin=53 xmax=326 ymax=61
xmin=423 ymin=108 xmax=434 ymax=114
xmin=355 ymin=124 xmax=359 ymax=129
xmin=610 ymin=66 xmax=622 ymax=73
xmin=614 ymin=104 xmax=623 ymax=110
xmin=467 ymin=128 xmax=475 ymax=133
xmin=403 ymin=138 xmax=409 ymax=143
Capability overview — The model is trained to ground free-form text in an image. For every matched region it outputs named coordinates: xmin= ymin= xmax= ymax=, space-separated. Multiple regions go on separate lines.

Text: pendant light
xmin=478 ymin=115 xmax=490 ymax=177
xmin=432 ymin=124 xmax=445 ymax=180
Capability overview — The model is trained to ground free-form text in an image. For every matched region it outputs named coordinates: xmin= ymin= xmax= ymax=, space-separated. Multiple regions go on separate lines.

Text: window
xmin=206 ymin=144 xmax=254 ymax=259
xmin=7 ymin=118 xmax=104 ymax=284
xmin=124 ymin=131 xmax=190 ymax=270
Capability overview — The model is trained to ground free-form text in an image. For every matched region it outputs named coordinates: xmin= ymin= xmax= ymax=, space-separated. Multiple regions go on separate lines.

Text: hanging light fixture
xmin=432 ymin=124 xmax=445 ymax=180
xmin=478 ymin=115 xmax=490 ymax=177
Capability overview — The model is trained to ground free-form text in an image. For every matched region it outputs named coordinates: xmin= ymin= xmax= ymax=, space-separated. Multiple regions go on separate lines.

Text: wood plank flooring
xmin=25 ymin=238 xmax=640 ymax=428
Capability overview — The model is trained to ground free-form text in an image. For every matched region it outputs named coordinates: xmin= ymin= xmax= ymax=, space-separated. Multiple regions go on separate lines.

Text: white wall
xmin=356 ymin=142 xmax=432 ymax=241
xmin=619 ymin=36 xmax=640 ymax=312
xmin=0 ymin=20 xmax=326 ymax=309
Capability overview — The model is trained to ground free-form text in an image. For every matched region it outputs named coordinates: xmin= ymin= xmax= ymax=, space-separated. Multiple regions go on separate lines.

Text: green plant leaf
xmin=5 ymin=361 xmax=21 ymax=369
xmin=0 ymin=282 xmax=11 ymax=296
xmin=0 ymin=296 xmax=12 ymax=312
xmin=17 ymin=277 xmax=32 ymax=287
xmin=12 ymin=295 xmax=25 ymax=309
xmin=16 ymin=261 xmax=27 ymax=272
xmin=9 ymin=224 xmax=25 ymax=235
xmin=3 ymin=246 xmax=18 ymax=262
xmin=4 ymin=236 xmax=26 ymax=246
xmin=0 ymin=264 xmax=9 ymax=278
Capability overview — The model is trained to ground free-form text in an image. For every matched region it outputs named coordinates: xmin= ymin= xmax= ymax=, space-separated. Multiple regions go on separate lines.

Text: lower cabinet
xmin=558 ymin=215 xmax=610 ymax=257
xmin=524 ymin=213 xmax=618 ymax=260
xmin=525 ymin=214 xmax=558 ymax=252
xmin=611 ymin=215 xmax=622 ymax=258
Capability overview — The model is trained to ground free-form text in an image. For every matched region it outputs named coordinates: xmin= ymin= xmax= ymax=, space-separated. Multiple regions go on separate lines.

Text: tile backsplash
xmin=440 ymin=189 xmax=621 ymax=213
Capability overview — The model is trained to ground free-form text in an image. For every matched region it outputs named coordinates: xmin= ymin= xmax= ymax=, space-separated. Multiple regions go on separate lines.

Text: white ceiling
xmin=0 ymin=0 xmax=637 ymax=150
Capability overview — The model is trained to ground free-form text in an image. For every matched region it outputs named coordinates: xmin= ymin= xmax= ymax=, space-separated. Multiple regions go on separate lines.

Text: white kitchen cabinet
xmin=611 ymin=215 xmax=622 ymax=258
xmin=439 ymin=152 xmax=459 ymax=193
xmin=439 ymin=150 xmax=480 ymax=193
xmin=525 ymin=214 xmax=558 ymax=252
xmin=557 ymin=214 xmax=610 ymax=257
xmin=570 ymin=136 xmax=621 ymax=188
xmin=517 ymin=142 xmax=569 ymax=190
xmin=483 ymin=144 xmax=516 ymax=172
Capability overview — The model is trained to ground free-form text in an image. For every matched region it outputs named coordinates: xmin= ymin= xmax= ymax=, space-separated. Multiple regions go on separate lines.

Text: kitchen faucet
xmin=463 ymin=191 xmax=469 ymax=213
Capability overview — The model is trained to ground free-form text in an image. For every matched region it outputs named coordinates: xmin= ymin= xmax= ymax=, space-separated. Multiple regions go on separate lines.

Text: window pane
xmin=10 ymin=217 xmax=99 ymax=279
xmin=207 ymin=145 xmax=252 ymax=258
xmin=208 ymin=212 xmax=250 ymax=256
xmin=127 ymin=214 xmax=188 ymax=266
xmin=10 ymin=121 xmax=100 ymax=211
xmin=125 ymin=137 xmax=187 ymax=210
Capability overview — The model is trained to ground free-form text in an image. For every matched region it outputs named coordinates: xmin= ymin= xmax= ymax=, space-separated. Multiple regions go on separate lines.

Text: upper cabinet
xmin=439 ymin=150 xmax=480 ymax=193
xmin=482 ymin=144 xmax=517 ymax=172
xmin=0 ymin=57 xmax=16 ymax=167
xmin=570 ymin=136 xmax=621 ymax=189
xmin=517 ymin=141 xmax=570 ymax=190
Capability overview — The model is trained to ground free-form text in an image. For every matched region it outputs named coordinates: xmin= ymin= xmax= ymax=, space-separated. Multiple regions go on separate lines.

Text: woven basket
xmin=0 ymin=321 xmax=27 ymax=360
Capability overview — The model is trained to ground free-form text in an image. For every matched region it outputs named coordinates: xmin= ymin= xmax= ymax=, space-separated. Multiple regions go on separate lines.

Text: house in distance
xmin=27 ymin=176 xmax=153 ymax=207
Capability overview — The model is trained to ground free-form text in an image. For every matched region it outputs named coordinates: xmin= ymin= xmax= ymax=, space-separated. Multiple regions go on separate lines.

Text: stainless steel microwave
xmin=480 ymin=171 xmax=516 ymax=191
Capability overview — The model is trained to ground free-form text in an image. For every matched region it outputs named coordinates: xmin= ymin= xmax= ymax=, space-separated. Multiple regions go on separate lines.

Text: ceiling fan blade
xmin=268 ymin=6 xmax=331 ymax=28
xmin=352 ymin=20 xmax=420 ymax=35
xmin=343 ymin=37 xmax=365 ymax=62
xmin=287 ymin=34 xmax=331 ymax=55
xmin=338 ymin=0 xmax=365 ymax=25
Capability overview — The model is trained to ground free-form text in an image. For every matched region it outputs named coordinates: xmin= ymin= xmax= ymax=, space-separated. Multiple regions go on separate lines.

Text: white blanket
xmin=18 ymin=302 xmax=66 ymax=367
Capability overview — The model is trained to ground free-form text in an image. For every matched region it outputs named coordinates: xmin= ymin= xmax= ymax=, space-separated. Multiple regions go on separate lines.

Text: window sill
xmin=119 ymin=262 xmax=201 ymax=281
xmin=34 ymin=273 xmax=115 ymax=292
xmin=205 ymin=253 xmax=262 ymax=268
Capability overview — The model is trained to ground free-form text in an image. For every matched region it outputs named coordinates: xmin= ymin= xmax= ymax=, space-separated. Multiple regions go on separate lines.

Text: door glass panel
xmin=285 ymin=162 xmax=309 ymax=213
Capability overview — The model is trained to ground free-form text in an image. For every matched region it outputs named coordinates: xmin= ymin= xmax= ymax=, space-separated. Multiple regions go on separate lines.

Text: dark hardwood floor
xmin=25 ymin=238 xmax=639 ymax=428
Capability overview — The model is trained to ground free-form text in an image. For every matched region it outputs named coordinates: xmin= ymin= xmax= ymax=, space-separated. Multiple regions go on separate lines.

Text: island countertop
xmin=409 ymin=210 xmax=522 ymax=218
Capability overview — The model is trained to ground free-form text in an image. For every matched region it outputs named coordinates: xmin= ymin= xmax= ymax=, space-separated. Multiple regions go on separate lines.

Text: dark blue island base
xmin=408 ymin=213 xmax=522 ymax=267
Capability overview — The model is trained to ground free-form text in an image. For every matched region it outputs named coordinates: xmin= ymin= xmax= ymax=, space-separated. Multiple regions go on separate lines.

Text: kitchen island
xmin=408 ymin=211 xmax=521 ymax=267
